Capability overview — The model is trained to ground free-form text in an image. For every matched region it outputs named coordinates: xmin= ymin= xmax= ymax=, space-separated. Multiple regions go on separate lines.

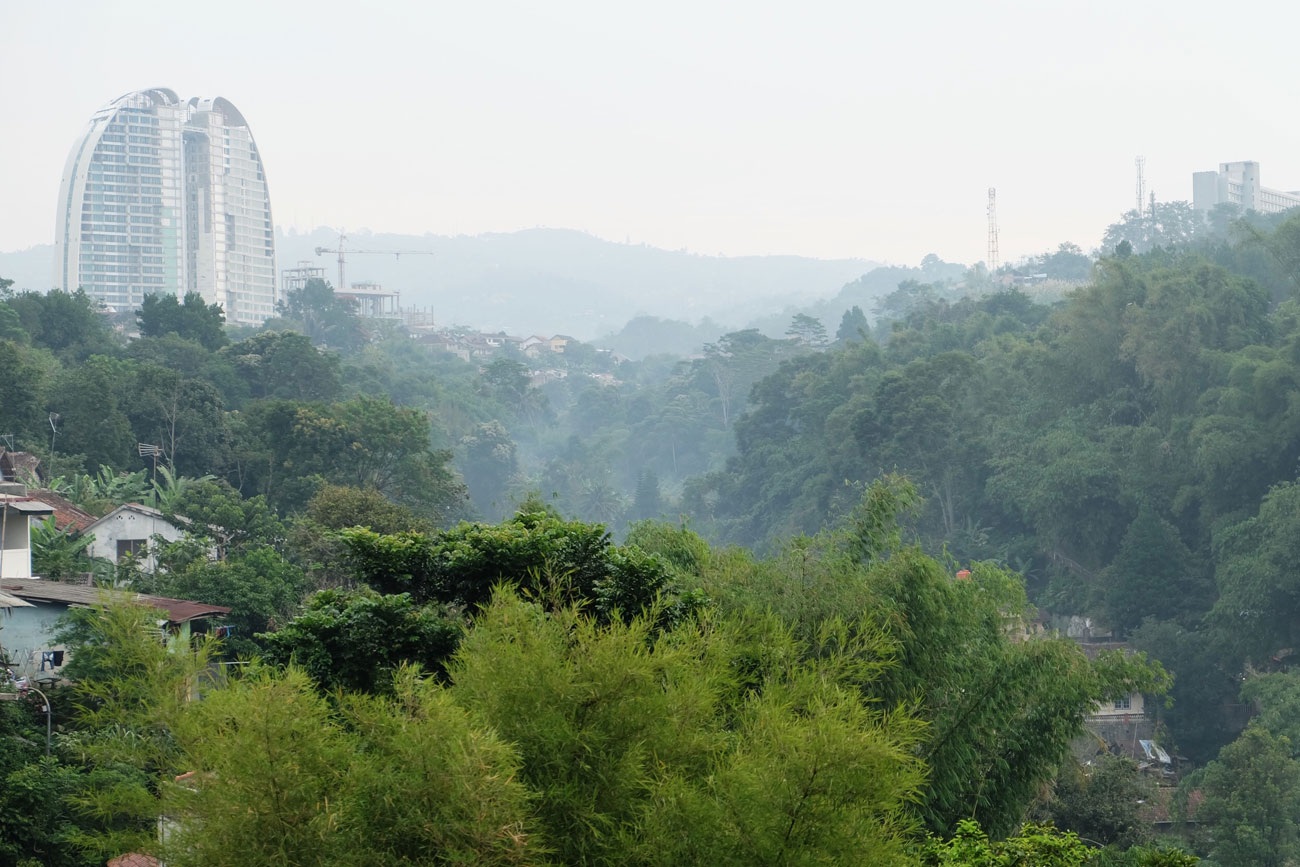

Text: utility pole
xmin=987 ymin=187 xmax=999 ymax=275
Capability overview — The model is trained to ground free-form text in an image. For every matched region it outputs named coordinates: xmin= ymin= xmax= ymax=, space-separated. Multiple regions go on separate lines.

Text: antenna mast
xmin=1135 ymin=156 xmax=1146 ymax=216
xmin=986 ymin=187 xmax=999 ymax=275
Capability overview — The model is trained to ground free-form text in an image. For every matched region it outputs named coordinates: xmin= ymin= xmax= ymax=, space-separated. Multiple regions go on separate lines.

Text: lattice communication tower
xmin=1136 ymin=156 xmax=1146 ymax=215
xmin=987 ymin=187 xmax=999 ymax=274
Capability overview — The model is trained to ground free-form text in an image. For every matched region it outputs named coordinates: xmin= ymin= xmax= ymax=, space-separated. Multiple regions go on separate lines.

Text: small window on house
xmin=117 ymin=539 xmax=147 ymax=560
xmin=1113 ymin=695 xmax=1132 ymax=710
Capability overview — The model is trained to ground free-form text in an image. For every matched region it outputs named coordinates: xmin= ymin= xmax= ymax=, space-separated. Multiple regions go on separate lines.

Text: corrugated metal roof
xmin=0 ymin=497 xmax=56 ymax=515
xmin=0 ymin=579 xmax=230 ymax=623
xmin=0 ymin=590 xmax=33 ymax=608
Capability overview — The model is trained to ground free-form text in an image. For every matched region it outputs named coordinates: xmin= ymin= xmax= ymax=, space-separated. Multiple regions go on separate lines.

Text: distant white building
xmin=54 ymin=88 xmax=277 ymax=325
xmin=1192 ymin=161 xmax=1300 ymax=214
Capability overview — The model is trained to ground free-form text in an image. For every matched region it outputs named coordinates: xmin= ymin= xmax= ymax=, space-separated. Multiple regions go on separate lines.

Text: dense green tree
xmin=1194 ymin=724 xmax=1300 ymax=867
xmin=0 ymin=276 xmax=27 ymax=342
xmin=0 ymin=703 xmax=98 ymax=867
xmin=277 ymin=276 xmax=365 ymax=349
xmin=692 ymin=480 xmax=1170 ymax=838
xmin=165 ymin=478 xmax=285 ymax=556
xmin=836 ymin=304 xmax=870 ymax=342
xmin=165 ymin=665 xmax=541 ymax=866
xmin=458 ymin=420 xmax=519 ymax=518
xmin=1037 ymin=755 xmax=1154 ymax=849
xmin=148 ymin=547 xmax=306 ymax=656
xmin=1097 ymin=505 xmax=1206 ymax=634
xmin=6 ymin=289 xmax=116 ymax=358
xmin=30 ymin=516 xmax=109 ymax=582
xmin=1240 ymin=670 xmax=1300 ymax=754
xmin=233 ymin=395 xmax=466 ymax=519
xmin=125 ymin=365 xmax=232 ymax=477
xmin=786 ymin=312 xmax=829 ymax=346
xmin=301 ymin=482 xmax=427 ymax=534
xmin=125 ymin=333 xmax=247 ymax=406
xmin=258 ymin=589 xmax=461 ymax=691
xmin=339 ymin=505 xmax=675 ymax=618
xmin=137 ymin=291 xmax=227 ymax=350
xmin=222 ymin=331 xmax=341 ymax=401
xmin=56 ymin=598 xmax=215 ymax=860
xmin=1211 ymin=478 xmax=1300 ymax=662
xmin=1031 ymin=242 xmax=1094 ymax=282
xmin=1102 ymin=201 xmax=1206 ymax=254
xmin=0 ymin=339 xmax=56 ymax=446
xmin=45 ymin=356 xmax=136 ymax=472
xmin=452 ymin=591 xmax=926 ymax=866
xmin=1129 ymin=619 xmax=1244 ymax=765
xmin=697 ymin=329 xmax=798 ymax=428
xmin=631 ymin=467 xmax=663 ymax=520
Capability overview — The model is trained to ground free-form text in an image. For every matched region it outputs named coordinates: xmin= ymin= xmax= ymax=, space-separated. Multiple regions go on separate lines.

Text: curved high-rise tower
xmin=54 ymin=89 xmax=276 ymax=325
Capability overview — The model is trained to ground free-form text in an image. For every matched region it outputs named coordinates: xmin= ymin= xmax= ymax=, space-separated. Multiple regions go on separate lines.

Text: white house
xmin=83 ymin=504 xmax=196 ymax=572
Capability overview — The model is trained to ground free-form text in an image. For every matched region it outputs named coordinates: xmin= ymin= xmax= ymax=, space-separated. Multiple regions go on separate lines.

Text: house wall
xmin=0 ymin=514 xmax=33 ymax=579
xmin=85 ymin=509 xmax=188 ymax=572
xmin=1092 ymin=690 xmax=1146 ymax=720
xmin=1085 ymin=691 xmax=1156 ymax=759
xmin=0 ymin=601 xmax=70 ymax=680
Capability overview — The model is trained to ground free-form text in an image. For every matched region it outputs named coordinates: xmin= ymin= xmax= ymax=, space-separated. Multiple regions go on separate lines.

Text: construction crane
xmin=314 ymin=230 xmax=433 ymax=294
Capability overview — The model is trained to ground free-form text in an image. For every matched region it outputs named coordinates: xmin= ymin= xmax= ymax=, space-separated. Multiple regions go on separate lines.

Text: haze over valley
xmin=5 ymin=2 xmax=1300 ymax=865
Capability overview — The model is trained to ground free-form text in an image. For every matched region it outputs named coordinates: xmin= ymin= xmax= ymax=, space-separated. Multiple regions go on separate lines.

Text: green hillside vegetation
xmin=6 ymin=201 xmax=1300 ymax=861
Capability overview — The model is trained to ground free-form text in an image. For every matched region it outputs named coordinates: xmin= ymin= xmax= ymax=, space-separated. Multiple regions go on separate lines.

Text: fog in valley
xmin=3 ymin=2 xmax=1300 ymax=865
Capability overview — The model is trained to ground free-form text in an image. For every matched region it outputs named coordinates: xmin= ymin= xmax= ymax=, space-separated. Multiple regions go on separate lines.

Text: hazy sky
xmin=4 ymin=0 xmax=1299 ymax=266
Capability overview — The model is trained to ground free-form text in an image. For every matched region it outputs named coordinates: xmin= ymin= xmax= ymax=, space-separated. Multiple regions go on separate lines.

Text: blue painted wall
xmin=0 ymin=601 xmax=71 ymax=680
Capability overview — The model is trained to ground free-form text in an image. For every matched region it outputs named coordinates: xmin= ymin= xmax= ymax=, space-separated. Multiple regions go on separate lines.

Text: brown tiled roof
xmin=25 ymin=490 xmax=96 ymax=532
xmin=0 ymin=578 xmax=230 ymax=624
xmin=1140 ymin=787 xmax=1203 ymax=824
xmin=108 ymin=855 xmax=160 ymax=867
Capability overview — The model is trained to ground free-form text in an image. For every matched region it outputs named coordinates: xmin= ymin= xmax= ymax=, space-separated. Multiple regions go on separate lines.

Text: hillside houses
xmin=415 ymin=330 xmax=581 ymax=361
xmin=414 ymin=329 xmax=625 ymax=385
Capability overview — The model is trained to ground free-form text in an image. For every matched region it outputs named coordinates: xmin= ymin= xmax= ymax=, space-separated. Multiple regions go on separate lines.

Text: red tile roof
xmin=25 ymin=490 xmax=96 ymax=532
xmin=108 ymin=854 xmax=160 ymax=867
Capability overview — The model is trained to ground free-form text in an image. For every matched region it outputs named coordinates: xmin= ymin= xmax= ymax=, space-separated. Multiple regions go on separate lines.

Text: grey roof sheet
xmin=0 ymin=590 xmax=33 ymax=608
xmin=0 ymin=498 xmax=56 ymax=515
xmin=0 ymin=579 xmax=230 ymax=623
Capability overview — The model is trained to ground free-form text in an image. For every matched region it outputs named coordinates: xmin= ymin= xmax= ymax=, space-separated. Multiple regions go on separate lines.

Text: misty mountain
xmin=279 ymin=228 xmax=875 ymax=340
xmin=595 ymin=315 xmax=729 ymax=360
xmin=743 ymin=254 xmax=971 ymax=336
xmin=0 ymin=245 xmax=56 ymax=295
xmin=2 ymin=229 xmax=874 ymax=341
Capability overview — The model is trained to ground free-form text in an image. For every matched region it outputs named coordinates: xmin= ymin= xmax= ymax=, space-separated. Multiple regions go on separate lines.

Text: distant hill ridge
xmin=0 ymin=228 xmax=876 ymax=341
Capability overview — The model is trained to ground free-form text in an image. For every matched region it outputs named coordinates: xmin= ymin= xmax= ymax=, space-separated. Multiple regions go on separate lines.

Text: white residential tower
xmin=54 ymin=89 xmax=277 ymax=325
